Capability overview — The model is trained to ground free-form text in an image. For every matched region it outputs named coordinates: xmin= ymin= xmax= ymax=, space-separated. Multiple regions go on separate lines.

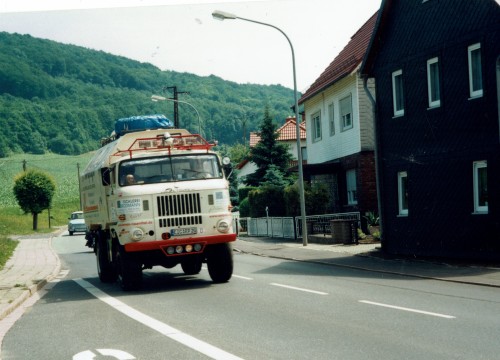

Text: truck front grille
xmin=156 ymin=193 xmax=202 ymax=228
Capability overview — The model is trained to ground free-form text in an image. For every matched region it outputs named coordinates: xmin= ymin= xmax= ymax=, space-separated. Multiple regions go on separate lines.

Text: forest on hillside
xmin=0 ymin=32 xmax=299 ymax=157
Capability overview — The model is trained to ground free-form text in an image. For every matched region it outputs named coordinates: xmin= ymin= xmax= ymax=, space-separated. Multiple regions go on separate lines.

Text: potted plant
xmin=363 ymin=211 xmax=380 ymax=237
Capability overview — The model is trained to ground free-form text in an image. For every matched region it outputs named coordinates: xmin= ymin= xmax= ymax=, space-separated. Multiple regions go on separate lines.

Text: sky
xmin=0 ymin=0 xmax=381 ymax=92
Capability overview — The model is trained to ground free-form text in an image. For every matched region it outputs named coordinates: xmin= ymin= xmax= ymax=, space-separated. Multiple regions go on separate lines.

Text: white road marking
xmin=359 ymin=300 xmax=456 ymax=319
xmin=232 ymin=274 xmax=253 ymax=280
xmin=74 ymin=278 xmax=244 ymax=360
xmin=73 ymin=348 xmax=135 ymax=360
xmin=270 ymin=283 xmax=328 ymax=295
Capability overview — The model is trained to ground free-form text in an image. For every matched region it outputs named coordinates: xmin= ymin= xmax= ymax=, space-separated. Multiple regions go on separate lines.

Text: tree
xmin=13 ymin=169 xmax=56 ymax=230
xmin=245 ymin=106 xmax=292 ymax=186
xmin=261 ymin=164 xmax=289 ymax=187
xmin=228 ymin=143 xmax=250 ymax=165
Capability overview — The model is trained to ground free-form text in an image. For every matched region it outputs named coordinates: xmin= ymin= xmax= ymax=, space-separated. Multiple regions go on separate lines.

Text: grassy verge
xmin=0 ymin=236 xmax=18 ymax=270
xmin=0 ymin=200 xmax=81 ymax=236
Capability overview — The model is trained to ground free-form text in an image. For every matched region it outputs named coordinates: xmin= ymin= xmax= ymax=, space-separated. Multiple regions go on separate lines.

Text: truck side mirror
xmin=222 ymin=157 xmax=233 ymax=179
xmin=101 ymin=168 xmax=111 ymax=186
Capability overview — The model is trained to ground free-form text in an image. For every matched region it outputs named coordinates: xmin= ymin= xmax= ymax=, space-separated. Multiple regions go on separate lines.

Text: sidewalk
xmin=233 ymin=236 xmax=500 ymax=288
xmin=1 ymin=232 xmax=500 ymax=322
xmin=0 ymin=233 xmax=61 ymax=321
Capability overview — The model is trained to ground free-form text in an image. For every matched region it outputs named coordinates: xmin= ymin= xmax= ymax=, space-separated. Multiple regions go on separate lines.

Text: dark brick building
xmin=362 ymin=0 xmax=500 ymax=260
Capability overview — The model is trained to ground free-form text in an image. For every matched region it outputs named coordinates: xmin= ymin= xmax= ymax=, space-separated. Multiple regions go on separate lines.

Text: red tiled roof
xmin=299 ymin=11 xmax=378 ymax=104
xmin=276 ymin=117 xmax=306 ymax=141
xmin=249 ymin=117 xmax=306 ymax=147
xmin=249 ymin=132 xmax=261 ymax=147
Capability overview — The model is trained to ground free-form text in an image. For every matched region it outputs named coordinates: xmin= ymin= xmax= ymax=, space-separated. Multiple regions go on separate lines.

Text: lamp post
xmin=151 ymin=95 xmax=203 ymax=136
xmin=212 ymin=10 xmax=308 ymax=245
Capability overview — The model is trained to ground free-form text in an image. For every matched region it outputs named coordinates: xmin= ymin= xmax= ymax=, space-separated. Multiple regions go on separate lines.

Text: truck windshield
xmin=119 ymin=154 xmax=223 ymax=186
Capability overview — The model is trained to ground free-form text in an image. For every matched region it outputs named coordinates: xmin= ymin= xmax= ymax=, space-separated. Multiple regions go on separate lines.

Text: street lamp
xmin=212 ymin=10 xmax=308 ymax=245
xmin=151 ymin=95 xmax=203 ymax=136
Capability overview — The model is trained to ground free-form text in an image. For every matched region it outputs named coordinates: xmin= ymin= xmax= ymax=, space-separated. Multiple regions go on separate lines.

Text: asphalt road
xmin=2 ymin=233 xmax=500 ymax=359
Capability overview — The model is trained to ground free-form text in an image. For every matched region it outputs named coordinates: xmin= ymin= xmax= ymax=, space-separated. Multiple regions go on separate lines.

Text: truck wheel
xmin=181 ymin=256 xmax=202 ymax=275
xmin=69 ymin=231 xmax=74 ymax=236
xmin=96 ymin=236 xmax=118 ymax=283
xmin=207 ymin=243 xmax=233 ymax=283
xmin=116 ymin=247 xmax=142 ymax=291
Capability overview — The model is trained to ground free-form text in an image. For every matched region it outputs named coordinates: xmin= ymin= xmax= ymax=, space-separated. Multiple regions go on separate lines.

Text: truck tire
xmin=181 ymin=256 xmax=203 ymax=275
xmin=207 ymin=243 xmax=233 ymax=283
xmin=69 ymin=231 xmax=74 ymax=236
xmin=116 ymin=246 xmax=142 ymax=291
xmin=96 ymin=233 xmax=117 ymax=283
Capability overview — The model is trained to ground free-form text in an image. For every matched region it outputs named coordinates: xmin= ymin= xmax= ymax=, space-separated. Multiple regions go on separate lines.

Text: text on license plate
xmin=171 ymin=227 xmax=197 ymax=236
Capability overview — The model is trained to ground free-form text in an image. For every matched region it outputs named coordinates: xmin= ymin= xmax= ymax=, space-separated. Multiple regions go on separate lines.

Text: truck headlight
xmin=131 ymin=228 xmax=144 ymax=241
xmin=216 ymin=220 xmax=230 ymax=233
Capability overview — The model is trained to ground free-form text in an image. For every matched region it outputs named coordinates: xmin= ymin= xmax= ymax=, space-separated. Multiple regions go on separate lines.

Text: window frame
xmin=427 ymin=57 xmax=441 ymax=108
xmin=328 ymin=102 xmax=335 ymax=136
xmin=392 ymin=69 xmax=405 ymax=117
xmin=346 ymin=169 xmax=358 ymax=205
xmin=473 ymin=161 xmax=488 ymax=213
xmin=311 ymin=111 xmax=322 ymax=142
xmin=398 ymin=171 xmax=408 ymax=216
xmin=468 ymin=43 xmax=483 ymax=98
xmin=340 ymin=94 xmax=353 ymax=131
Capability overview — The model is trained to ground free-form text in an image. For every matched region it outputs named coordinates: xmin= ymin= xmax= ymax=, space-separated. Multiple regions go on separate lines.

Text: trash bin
xmin=330 ymin=220 xmax=357 ymax=245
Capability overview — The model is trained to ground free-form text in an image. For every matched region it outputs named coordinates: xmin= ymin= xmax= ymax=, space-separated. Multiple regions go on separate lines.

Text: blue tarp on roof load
xmin=115 ymin=114 xmax=173 ymax=137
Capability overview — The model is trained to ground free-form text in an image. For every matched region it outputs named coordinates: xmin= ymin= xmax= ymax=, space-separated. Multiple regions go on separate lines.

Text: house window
xmin=328 ymin=103 xmax=335 ymax=136
xmin=346 ymin=169 xmax=357 ymax=205
xmin=340 ymin=94 xmax=353 ymax=131
xmin=427 ymin=57 xmax=441 ymax=108
xmin=468 ymin=43 xmax=483 ymax=98
xmin=392 ymin=70 xmax=405 ymax=116
xmin=312 ymin=111 xmax=321 ymax=142
xmin=473 ymin=161 xmax=488 ymax=213
xmin=398 ymin=171 xmax=408 ymax=216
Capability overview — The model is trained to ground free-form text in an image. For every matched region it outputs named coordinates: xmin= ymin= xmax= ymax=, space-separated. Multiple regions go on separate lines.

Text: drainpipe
xmin=363 ymin=75 xmax=384 ymax=245
xmin=497 ymin=56 xmax=500 ymax=144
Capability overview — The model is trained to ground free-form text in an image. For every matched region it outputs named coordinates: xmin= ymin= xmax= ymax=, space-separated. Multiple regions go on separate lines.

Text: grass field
xmin=0 ymin=152 xmax=94 ymax=269
xmin=0 ymin=152 xmax=94 ymax=233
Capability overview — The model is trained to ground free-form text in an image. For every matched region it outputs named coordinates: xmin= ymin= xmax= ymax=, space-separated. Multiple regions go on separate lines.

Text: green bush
xmin=248 ymin=185 xmax=286 ymax=217
xmin=284 ymin=183 xmax=300 ymax=216
xmin=239 ymin=197 xmax=250 ymax=217
xmin=306 ymin=182 xmax=329 ymax=215
xmin=238 ymin=187 xmax=257 ymax=202
xmin=284 ymin=182 xmax=330 ymax=216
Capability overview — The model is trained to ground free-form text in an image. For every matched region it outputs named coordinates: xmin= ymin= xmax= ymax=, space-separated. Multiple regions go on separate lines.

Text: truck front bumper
xmin=124 ymin=233 xmax=237 ymax=254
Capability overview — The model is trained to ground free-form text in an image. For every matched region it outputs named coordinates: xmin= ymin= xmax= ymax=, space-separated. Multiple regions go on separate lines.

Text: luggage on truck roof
xmin=115 ymin=114 xmax=173 ymax=138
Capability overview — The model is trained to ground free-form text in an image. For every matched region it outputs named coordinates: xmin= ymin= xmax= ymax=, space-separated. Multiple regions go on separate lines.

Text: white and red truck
xmin=81 ymin=115 xmax=236 ymax=290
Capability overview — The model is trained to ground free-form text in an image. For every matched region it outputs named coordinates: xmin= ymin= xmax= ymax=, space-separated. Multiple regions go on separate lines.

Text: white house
xmin=298 ymin=12 xmax=379 ymax=217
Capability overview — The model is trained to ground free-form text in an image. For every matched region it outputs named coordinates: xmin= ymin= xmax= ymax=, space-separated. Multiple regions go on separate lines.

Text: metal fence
xmin=235 ymin=212 xmax=360 ymax=240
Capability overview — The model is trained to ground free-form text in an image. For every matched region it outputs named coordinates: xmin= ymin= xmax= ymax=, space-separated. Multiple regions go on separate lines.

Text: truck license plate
xmin=171 ymin=227 xmax=197 ymax=236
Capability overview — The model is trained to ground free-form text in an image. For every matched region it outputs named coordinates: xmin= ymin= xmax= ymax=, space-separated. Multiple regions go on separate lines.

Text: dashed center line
xmin=359 ymin=300 xmax=456 ymax=319
xmin=270 ymin=283 xmax=328 ymax=295
xmin=232 ymin=274 xmax=253 ymax=280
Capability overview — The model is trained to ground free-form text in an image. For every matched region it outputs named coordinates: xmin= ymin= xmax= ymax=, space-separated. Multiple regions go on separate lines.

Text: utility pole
xmin=164 ymin=86 xmax=189 ymax=128
xmin=239 ymin=115 xmax=248 ymax=146
xmin=77 ymin=163 xmax=82 ymax=211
